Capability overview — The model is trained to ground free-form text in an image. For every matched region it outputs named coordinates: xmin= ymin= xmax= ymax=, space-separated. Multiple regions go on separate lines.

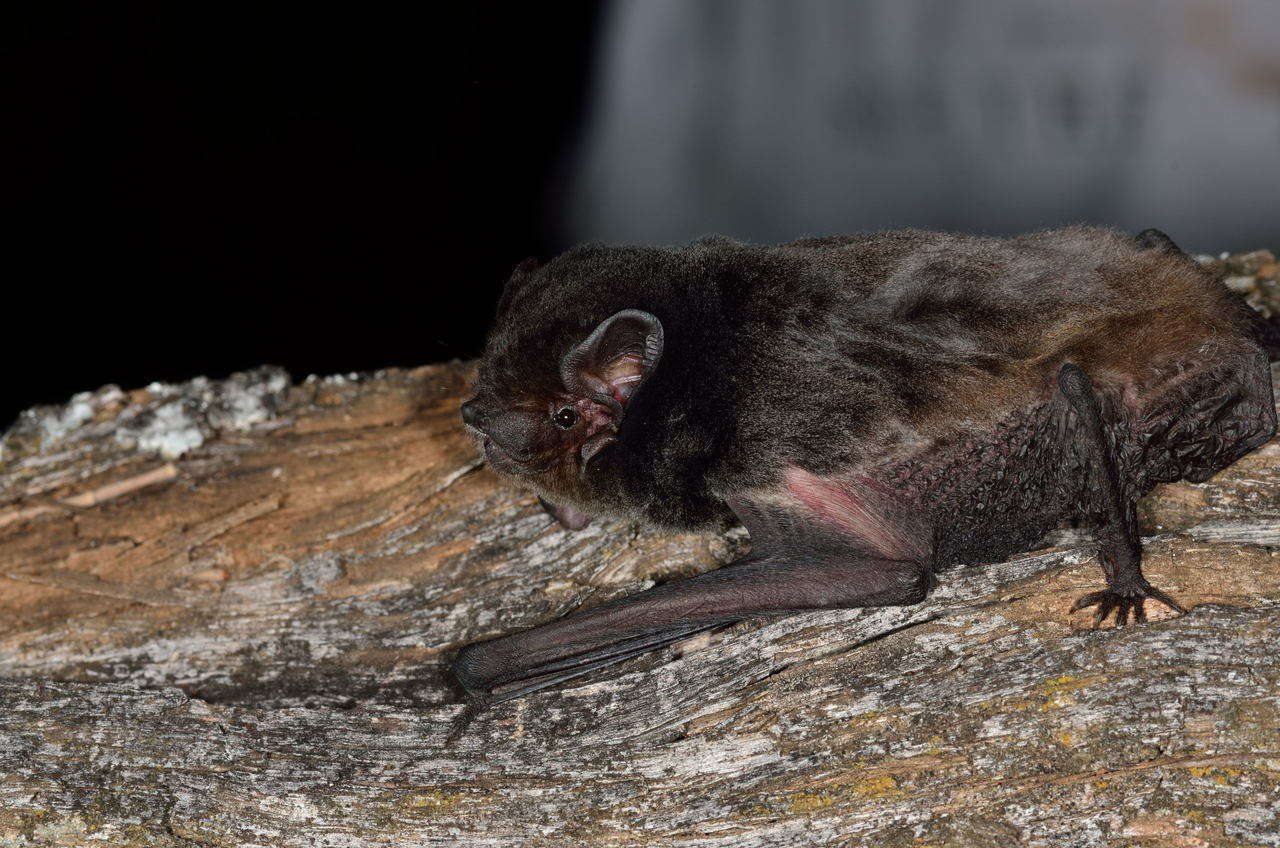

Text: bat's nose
xmin=460 ymin=400 xmax=485 ymax=429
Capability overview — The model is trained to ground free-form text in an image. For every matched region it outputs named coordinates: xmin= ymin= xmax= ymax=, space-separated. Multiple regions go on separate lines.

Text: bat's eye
xmin=552 ymin=407 xmax=579 ymax=430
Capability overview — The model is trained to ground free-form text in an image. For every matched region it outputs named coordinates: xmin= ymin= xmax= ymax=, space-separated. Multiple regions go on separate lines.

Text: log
xmin=1 ymin=251 xmax=1279 ymax=847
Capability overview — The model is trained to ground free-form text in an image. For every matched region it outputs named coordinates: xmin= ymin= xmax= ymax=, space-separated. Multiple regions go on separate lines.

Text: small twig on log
xmin=0 ymin=463 xmax=179 ymax=529
xmin=61 ymin=463 xmax=179 ymax=508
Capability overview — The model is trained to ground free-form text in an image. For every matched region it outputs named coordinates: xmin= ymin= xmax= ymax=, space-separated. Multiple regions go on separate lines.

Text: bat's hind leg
xmin=1058 ymin=363 xmax=1187 ymax=626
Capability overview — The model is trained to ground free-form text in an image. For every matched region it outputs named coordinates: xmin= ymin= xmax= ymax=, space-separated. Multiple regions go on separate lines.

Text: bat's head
xmin=461 ymin=258 xmax=664 ymax=510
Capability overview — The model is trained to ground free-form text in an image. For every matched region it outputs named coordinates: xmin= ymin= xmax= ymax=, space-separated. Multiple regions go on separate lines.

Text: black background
xmin=7 ymin=4 xmax=1280 ymax=431
xmin=6 ymin=4 xmax=600 ymax=428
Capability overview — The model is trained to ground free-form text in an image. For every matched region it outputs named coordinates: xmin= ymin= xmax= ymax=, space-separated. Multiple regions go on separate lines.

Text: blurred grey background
xmin=562 ymin=0 xmax=1280 ymax=253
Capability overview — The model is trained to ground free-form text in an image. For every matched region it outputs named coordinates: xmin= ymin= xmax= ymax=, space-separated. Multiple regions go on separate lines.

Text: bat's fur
xmin=456 ymin=226 xmax=1276 ymax=704
xmin=471 ymin=225 xmax=1269 ymax=532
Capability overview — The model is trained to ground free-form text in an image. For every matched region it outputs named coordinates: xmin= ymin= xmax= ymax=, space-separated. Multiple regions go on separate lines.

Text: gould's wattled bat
xmin=455 ymin=226 xmax=1277 ymax=706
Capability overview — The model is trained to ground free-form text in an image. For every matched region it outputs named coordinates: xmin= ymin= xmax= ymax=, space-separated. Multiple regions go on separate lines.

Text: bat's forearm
xmin=453 ymin=552 xmax=932 ymax=702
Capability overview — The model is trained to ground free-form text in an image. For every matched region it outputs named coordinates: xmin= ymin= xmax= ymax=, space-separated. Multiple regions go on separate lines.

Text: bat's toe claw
xmin=1144 ymin=584 xmax=1188 ymax=615
xmin=1071 ymin=581 xmax=1187 ymax=628
xmin=1070 ymin=590 xmax=1111 ymax=614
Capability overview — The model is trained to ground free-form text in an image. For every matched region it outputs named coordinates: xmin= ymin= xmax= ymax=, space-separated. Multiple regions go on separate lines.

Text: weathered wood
xmin=1 ymin=253 xmax=1278 ymax=847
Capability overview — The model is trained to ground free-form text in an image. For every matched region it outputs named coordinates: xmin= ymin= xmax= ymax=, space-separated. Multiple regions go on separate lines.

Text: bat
xmin=453 ymin=226 xmax=1277 ymax=707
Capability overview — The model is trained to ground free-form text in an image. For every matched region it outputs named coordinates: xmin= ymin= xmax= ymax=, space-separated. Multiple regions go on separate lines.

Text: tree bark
xmin=1 ymin=252 xmax=1278 ymax=847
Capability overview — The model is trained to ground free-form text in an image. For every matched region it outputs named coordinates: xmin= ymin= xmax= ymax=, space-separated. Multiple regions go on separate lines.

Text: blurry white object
xmin=567 ymin=0 xmax=1280 ymax=252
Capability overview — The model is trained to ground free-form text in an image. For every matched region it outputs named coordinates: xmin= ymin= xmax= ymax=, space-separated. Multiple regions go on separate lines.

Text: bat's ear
xmin=560 ymin=309 xmax=663 ymax=406
xmin=495 ymin=257 xmax=540 ymax=318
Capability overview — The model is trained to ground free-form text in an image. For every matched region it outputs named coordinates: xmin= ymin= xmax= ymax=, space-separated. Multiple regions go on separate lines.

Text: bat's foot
xmin=1070 ymin=580 xmax=1187 ymax=628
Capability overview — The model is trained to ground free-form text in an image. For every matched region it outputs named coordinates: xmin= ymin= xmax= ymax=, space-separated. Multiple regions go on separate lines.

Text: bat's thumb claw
xmin=444 ymin=692 xmax=493 ymax=747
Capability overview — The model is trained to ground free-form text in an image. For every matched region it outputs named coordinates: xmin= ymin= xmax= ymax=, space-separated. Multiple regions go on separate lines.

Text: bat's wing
xmin=453 ymin=472 xmax=934 ymax=705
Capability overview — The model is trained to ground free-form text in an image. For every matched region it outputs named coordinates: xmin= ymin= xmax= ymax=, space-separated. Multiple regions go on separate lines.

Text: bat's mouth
xmin=483 ymin=438 xmax=553 ymax=476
